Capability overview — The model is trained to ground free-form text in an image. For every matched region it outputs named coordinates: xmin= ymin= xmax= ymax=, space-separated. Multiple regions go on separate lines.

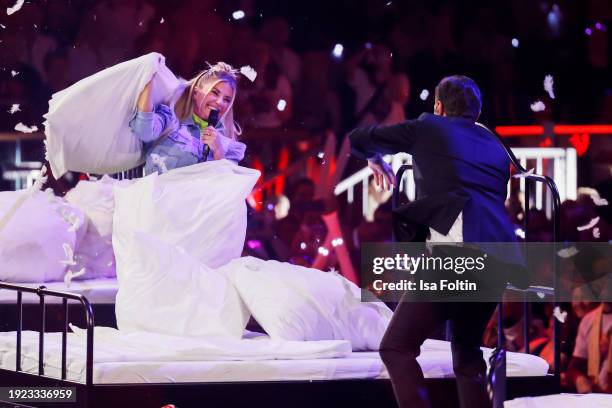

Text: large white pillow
xmin=219 ymin=257 xmax=393 ymax=351
xmin=113 ymin=231 xmax=249 ymax=338
xmin=44 ymin=52 xmax=179 ymax=178
xmin=112 ymin=160 xmax=260 ymax=269
xmin=0 ymin=190 xmax=84 ymax=282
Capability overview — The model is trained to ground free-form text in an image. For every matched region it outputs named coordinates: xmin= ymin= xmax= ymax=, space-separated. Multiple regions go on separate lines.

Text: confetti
xmin=514 ymin=227 xmax=526 ymax=239
xmin=419 ymin=89 xmax=429 ymax=100
xmin=66 ymin=213 xmax=83 ymax=232
xmin=14 ymin=122 xmax=38 ymax=133
xmin=511 ymin=38 xmax=519 ymax=48
xmin=558 ymin=246 xmax=579 ymax=258
xmin=11 ymin=70 xmax=18 ymax=76
xmin=8 ymin=103 xmax=20 ymax=114
xmin=31 ymin=165 xmax=47 ymax=191
xmin=544 ymin=74 xmax=555 ymax=99
xmin=577 ymin=216 xmax=599 ymax=231
xmin=60 ymin=243 xmax=76 ymax=266
xmin=593 ymin=227 xmax=601 ymax=239
xmin=276 ymin=99 xmax=287 ymax=111
xmin=0 ymin=24 xmax=5 ymax=29
xmin=6 ymin=0 xmax=24 ymax=16
xmin=530 ymin=100 xmax=546 ymax=112
xmin=150 ymin=153 xmax=168 ymax=173
xmin=512 ymin=168 xmax=534 ymax=178
xmin=577 ymin=187 xmax=609 ymax=206
xmin=160 ymin=17 xmax=164 ymax=23
xmin=593 ymin=196 xmax=609 ymax=206
xmin=553 ymin=306 xmax=567 ymax=323
xmin=239 ymin=65 xmax=257 ymax=82
xmin=64 ymin=267 xmax=86 ymax=287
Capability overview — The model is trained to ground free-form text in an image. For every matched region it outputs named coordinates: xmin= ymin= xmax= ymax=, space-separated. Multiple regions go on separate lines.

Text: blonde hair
xmin=170 ymin=62 xmax=242 ymax=140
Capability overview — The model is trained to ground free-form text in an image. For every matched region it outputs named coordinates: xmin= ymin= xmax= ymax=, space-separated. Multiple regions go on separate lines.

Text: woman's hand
xmin=201 ymin=126 xmax=226 ymax=160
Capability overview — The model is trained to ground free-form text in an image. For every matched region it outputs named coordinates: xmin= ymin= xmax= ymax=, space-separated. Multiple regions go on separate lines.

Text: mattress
xmin=0 ymin=278 xmax=118 ymax=304
xmin=0 ymin=328 xmax=550 ymax=384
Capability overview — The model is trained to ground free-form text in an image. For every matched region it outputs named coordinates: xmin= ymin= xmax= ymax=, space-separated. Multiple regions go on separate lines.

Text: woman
xmin=130 ymin=62 xmax=246 ymax=174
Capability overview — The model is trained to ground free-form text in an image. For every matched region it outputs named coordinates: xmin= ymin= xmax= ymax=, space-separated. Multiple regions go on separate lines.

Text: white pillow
xmin=114 ymin=231 xmax=249 ymax=338
xmin=0 ymin=190 xmax=84 ymax=282
xmin=219 ymin=257 xmax=393 ymax=351
xmin=44 ymin=52 xmax=179 ymax=178
xmin=112 ymin=160 xmax=260 ymax=269
xmin=65 ymin=176 xmax=132 ymax=279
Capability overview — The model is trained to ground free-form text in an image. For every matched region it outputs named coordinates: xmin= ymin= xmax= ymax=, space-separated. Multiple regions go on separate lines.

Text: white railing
xmin=334 ymin=148 xmax=577 ymax=218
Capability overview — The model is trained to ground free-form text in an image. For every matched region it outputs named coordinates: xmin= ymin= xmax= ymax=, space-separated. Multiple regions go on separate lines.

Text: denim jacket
xmin=129 ymin=104 xmax=246 ymax=174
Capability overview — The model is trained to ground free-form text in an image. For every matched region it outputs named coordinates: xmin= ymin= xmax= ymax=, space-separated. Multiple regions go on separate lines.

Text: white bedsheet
xmin=505 ymin=393 xmax=612 ymax=408
xmin=0 ymin=329 xmax=549 ymax=384
xmin=0 ymin=278 xmax=118 ymax=304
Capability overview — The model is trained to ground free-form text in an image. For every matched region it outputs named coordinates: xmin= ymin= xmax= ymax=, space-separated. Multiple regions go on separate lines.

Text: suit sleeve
xmin=348 ymin=120 xmax=420 ymax=159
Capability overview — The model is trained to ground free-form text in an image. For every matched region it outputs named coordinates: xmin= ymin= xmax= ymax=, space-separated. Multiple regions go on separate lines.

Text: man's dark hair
xmin=434 ymin=75 xmax=482 ymax=121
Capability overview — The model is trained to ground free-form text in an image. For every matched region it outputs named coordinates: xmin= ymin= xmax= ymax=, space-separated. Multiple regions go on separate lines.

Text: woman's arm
xmin=129 ymin=77 xmax=173 ymax=143
xmin=137 ymin=78 xmax=154 ymax=112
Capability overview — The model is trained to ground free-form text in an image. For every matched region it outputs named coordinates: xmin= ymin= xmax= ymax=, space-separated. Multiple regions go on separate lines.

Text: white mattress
xmin=505 ymin=393 xmax=612 ymax=408
xmin=0 ymin=328 xmax=550 ymax=384
xmin=0 ymin=278 xmax=118 ymax=304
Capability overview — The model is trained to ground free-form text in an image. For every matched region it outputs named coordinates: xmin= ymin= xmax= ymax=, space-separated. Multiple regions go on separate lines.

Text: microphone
xmin=201 ymin=109 xmax=219 ymax=162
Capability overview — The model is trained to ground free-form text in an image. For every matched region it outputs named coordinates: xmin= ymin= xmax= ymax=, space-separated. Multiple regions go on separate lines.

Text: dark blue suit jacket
xmin=350 ymin=113 xmax=523 ymax=267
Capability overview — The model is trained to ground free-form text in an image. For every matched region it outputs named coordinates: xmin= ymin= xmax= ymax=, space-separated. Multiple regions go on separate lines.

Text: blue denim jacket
xmin=129 ymin=104 xmax=246 ymax=174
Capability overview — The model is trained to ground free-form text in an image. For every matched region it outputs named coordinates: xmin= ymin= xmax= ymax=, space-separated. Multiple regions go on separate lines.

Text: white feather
xmin=512 ymin=168 xmax=534 ymax=178
xmin=14 ymin=122 xmax=38 ymax=133
xmin=240 ymin=65 xmax=258 ymax=82
xmin=544 ymin=74 xmax=555 ymax=99
xmin=577 ymin=216 xmax=599 ymax=231
xmin=6 ymin=0 xmax=24 ymax=15
xmin=530 ymin=100 xmax=546 ymax=112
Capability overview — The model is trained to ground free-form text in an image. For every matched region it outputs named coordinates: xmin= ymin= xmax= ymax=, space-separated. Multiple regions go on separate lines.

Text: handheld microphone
xmin=199 ymin=109 xmax=219 ymax=162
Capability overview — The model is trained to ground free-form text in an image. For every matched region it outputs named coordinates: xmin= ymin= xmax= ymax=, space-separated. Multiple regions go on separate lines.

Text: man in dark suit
xmin=349 ymin=75 xmax=519 ymax=408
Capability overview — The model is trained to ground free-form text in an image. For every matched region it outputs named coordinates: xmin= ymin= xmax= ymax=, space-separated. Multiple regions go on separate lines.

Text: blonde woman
xmin=130 ymin=62 xmax=246 ymax=174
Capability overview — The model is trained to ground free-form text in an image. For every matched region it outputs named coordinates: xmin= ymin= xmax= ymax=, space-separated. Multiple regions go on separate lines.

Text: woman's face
xmin=194 ymin=81 xmax=234 ymax=120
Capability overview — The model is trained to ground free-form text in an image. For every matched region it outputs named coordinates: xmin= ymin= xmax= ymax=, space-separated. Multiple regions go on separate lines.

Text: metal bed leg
xmin=62 ymin=298 xmax=68 ymax=380
xmin=16 ymin=291 xmax=22 ymax=372
xmin=38 ymin=286 xmax=46 ymax=376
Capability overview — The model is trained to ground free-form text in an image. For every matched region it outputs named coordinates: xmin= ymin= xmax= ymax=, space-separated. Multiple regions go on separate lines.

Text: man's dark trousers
xmin=379 ymin=296 xmax=498 ymax=408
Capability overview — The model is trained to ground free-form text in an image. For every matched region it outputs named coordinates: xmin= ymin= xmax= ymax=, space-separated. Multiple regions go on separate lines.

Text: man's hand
xmin=367 ymin=154 xmax=395 ymax=191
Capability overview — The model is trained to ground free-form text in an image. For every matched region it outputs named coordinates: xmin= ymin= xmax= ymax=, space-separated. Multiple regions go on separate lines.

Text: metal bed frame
xmin=0 ymin=135 xmax=562 ymax=407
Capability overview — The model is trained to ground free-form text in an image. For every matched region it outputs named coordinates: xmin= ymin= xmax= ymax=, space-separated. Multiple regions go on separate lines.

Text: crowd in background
xmin=1 ymin=0 xmax=612 ymax=393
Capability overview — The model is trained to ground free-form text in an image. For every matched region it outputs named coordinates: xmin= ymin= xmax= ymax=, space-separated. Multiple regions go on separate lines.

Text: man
xmin=349 ymin=75 xmax=519 ymax=408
